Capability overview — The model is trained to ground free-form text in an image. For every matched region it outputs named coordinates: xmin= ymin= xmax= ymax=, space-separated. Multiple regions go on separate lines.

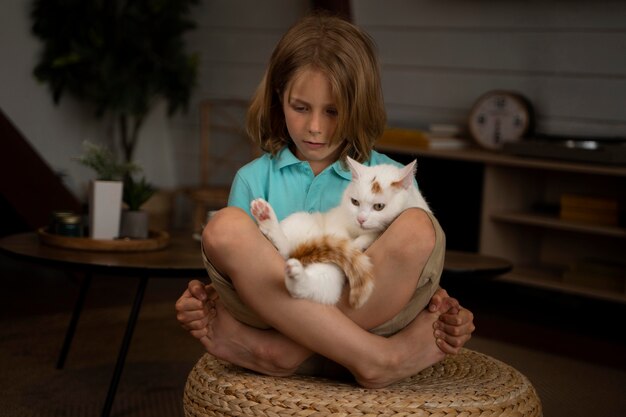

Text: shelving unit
xmin=376 ymin=142 xmax=626 ymax=303
xmin=490 ymin=211 xmax=626 ymax=239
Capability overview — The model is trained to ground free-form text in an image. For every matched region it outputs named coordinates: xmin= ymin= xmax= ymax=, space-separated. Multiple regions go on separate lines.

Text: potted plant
xmin=75 ymin=141 xmax=138 ymax=239
xmin=120 ymin=175 xmax=156 ymax=239
xmin=31 ymin=0 xmax=199 ymax=164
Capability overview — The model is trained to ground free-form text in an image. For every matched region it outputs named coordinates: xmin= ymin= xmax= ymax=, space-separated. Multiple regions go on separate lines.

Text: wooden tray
xmin=37 ymin=228 xmax=170 ymax=252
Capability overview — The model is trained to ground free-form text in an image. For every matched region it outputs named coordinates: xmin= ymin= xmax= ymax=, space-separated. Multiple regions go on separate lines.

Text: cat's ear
xmin=346 ymin=156 xmax=364 ymax=180
xmin=398 ymin=160 xmax=417 ymax=189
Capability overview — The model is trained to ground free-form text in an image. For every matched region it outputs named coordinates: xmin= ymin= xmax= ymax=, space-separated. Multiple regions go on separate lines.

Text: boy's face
xmin=283 ymin=68 xmax=344 ymax=175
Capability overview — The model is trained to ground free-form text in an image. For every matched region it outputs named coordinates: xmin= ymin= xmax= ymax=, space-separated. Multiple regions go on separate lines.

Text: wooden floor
xmin=441 ymin=275 xmax=626 ymax=370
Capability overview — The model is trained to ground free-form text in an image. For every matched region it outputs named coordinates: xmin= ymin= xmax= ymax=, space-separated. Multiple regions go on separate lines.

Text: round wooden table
xmin=0 ymin=231 xmax=205 ymax=276
xmin=0 ymin=231 xmax=206 ymax=417
xmin=444 ymin=250 xmax=513 ymax=279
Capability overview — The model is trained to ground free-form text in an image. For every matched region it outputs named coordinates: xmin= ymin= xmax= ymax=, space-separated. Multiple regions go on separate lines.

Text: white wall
xmin=353 ymin=0 xmax=626 ymax=138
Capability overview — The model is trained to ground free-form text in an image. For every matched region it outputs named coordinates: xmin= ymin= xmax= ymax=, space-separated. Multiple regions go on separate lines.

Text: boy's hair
xmin=246 ymin=13 xmax=386 ymax=163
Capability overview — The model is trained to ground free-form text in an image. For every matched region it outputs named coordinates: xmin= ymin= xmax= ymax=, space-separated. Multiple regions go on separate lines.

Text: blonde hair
xmin=246 ymin=13 xmax=386 ymax=163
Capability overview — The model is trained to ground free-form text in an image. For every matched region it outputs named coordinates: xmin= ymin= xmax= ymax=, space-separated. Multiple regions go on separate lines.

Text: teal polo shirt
xmin=228 ymin=147 xmax=406 ymax=221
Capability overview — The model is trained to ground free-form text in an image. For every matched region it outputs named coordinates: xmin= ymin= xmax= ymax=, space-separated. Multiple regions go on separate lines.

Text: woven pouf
xmin=183 ymin=348 xmax=542 ymax=417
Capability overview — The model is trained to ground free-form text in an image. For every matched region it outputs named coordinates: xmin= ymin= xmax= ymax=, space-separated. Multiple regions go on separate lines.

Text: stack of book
xmin=559 ymin=193 xmax=620 ymax=227
xmin=379 ymin=125 xmax=469 ymax=150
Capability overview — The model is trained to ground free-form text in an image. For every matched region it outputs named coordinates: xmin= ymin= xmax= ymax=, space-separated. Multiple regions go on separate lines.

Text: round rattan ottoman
xmin=183 ymin=349 xmax=542 ymax=417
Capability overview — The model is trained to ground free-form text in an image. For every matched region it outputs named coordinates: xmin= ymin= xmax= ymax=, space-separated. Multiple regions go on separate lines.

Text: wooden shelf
xmin=376 ymin=143 xmax=626 ymax=177
xmin=376 ymin=142 xmax=626 ymax=302
xmin=491 ymin=211 xmax=626 ymax=239
xmin=498 ymin=266 xmax=626 ymax=304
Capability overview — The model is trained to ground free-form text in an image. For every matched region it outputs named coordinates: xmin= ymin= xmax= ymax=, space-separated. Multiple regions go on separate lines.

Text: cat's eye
xmin=373 ymin=203 xmax=385 ymax=211
xmin=351 ymin=198 xmax=360 ymax=207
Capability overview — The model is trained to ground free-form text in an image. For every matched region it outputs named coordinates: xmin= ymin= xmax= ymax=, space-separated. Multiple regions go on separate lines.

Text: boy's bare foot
xmin=199 ymin=300 xmax=309 ymax=376
xmin=355 ymin=308 xmax=445 ymax=388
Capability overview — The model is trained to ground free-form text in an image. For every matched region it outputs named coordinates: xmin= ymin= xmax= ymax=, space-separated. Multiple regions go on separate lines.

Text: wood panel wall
xmin=169 ymin=0 xmax=310 ymax=189
xmin=169 ymin=0 xmax=626 ymax=195
xmin=353 ymin=0 xmax=626 ymax=139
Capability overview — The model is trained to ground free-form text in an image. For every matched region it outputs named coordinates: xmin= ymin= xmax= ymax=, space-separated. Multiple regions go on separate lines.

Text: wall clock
xmin=468 ymin=90 xmax=533 ymax=150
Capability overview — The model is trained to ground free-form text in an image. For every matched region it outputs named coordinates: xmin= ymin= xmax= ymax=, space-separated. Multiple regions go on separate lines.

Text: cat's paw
xmin=250 ymin=198 xmax=272 ymax=222
xmin=285 ymin=258 xmax=305 ymax=282
xmin=284 ymin=258 xmax=306 ymax=298
xmin=250 ymin=199 xmax=279 ymax=235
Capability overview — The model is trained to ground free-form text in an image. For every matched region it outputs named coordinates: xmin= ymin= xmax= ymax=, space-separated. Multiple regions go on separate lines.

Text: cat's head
xmin=342 ymin=157 xmax=417 ymax=231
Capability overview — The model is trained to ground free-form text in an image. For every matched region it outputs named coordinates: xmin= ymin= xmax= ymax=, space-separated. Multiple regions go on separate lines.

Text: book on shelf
xmin=378 ymin=127 xmax=469 ymax=150
xmin=559 ymin=193 xmax=620 ymax=227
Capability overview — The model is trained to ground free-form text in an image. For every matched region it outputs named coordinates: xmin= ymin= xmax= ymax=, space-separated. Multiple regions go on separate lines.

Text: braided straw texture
xmin=183 ymin=349 xmax=542 ymax=417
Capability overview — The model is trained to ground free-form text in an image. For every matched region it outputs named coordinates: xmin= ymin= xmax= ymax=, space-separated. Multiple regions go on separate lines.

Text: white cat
xmin=250 ymin=157 xmax=430 ymax=308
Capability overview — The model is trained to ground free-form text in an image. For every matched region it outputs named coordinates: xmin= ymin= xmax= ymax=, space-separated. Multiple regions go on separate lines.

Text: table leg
xmin=57 ymin=272 xmax=92 ymax=369
xmin=101 ymin=275 xmax=149 ymax=417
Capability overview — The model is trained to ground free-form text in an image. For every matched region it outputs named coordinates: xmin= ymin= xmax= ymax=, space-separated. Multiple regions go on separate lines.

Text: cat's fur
xmin=250 ymin=157 xmax=430 ymax=308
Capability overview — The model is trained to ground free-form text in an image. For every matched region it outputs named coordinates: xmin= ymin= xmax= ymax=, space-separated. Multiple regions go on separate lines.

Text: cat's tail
xmin=289 ymin=236 xmax=374 ymax=308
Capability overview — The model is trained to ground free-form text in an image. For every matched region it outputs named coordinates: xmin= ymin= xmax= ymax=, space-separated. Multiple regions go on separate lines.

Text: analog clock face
xmin=468 ymin=91 xmax=532 ymax=150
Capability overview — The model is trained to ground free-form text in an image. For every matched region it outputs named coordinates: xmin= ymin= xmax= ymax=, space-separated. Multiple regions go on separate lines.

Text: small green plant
xmin=123 ymin=175 xmax=156 ymax=211
xmin=74 ymin=141 xmax=139 ymax=181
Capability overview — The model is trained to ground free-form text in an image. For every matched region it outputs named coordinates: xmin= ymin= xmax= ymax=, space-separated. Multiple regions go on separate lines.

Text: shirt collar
xmin=275 ymin=147 xmax=303 ymax=170
xmin=275 ymin=146 xmax=352 ymax=180
xmin=332 ymin=159 xmax=352 ymax=180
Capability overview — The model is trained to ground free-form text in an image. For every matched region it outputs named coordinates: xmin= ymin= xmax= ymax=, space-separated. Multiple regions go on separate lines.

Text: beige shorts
xmin=201 ymin=209 xmax=445 ymax=337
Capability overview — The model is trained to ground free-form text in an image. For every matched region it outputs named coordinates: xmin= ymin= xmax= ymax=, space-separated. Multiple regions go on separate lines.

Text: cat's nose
xmin=357 ymin=217 xmax=366 ymax=225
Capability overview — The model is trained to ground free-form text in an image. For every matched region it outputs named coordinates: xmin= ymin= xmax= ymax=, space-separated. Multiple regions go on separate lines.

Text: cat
xmin=250 ymin=156 xmax=430 ymax=308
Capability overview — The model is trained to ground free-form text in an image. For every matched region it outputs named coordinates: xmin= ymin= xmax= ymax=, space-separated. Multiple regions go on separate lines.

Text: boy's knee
xmin=394 ymin=208 xmax=437 ymax=261
xmin=202 ymin=207 xmax=250 ymax=257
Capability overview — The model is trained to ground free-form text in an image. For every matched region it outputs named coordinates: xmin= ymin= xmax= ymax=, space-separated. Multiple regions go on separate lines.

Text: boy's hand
xmin=428 ymin=288 xmax=475 ymax=354
xmin=175 ymin=280 xmax=215 ymax=339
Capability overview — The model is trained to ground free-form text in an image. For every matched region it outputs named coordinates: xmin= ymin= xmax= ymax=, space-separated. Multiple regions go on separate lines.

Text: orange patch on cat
xmin=289 ymin=235 xmax=374 ymax=308
xmin=290 ymin=236 xmax=348 ymax=264
xmin=371 ymin=181 xmax=382 ymax=194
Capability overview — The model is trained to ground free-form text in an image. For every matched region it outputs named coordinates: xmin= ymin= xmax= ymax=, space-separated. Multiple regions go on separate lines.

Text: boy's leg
xmin=201 ymin=207 xmax=445 ymax=385
xmin=203 ymin=207 xmax=438 ymax=331
xmin=366 ymin=208 xmax=444 ymax=335
xmin=201 ymin=240 xmax=270 ymax=330
xmin=334 ymin=208 xmax=440 ymax=331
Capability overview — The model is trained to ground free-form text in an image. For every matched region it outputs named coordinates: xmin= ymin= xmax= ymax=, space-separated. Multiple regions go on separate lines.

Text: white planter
xmin=89 ymin=180 xmax=123 ymax=239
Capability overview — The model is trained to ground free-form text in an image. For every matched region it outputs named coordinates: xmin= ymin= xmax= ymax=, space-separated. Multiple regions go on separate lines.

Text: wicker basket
xmin=183 ymin=349 xmax=542 ymax=417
